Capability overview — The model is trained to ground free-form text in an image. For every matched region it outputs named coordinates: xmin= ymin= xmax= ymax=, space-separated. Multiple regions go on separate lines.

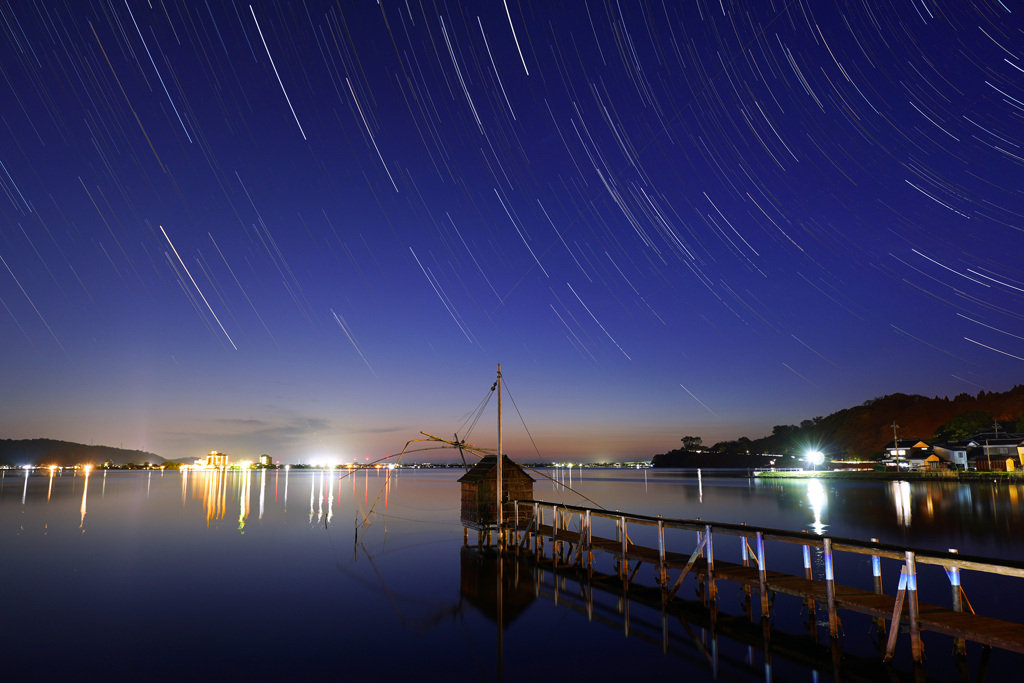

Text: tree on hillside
xmin=680 ymin=435 xmax=703 ymax=450
xmin=933 ymin=411 xmax=995 ymax=443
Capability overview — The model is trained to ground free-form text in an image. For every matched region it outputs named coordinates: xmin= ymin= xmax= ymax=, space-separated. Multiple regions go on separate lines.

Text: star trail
xmin=1 ymin=1 xmax=1022 ymax=463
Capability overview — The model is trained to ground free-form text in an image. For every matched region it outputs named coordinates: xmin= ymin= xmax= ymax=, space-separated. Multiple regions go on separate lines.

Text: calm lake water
xmin=3 ymin=466 xmax=1023 ymax=681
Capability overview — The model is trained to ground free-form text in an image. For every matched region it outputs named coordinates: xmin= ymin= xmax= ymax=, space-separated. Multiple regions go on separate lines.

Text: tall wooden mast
xmin=496 ymin=363 xmax=503 ymax=532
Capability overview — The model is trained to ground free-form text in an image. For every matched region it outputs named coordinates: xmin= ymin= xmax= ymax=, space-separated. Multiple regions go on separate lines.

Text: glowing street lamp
xmin=806 ymin=450 xmax=825 ymax=471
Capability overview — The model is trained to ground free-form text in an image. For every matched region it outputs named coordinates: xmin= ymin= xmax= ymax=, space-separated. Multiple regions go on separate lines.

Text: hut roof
xmin=457 ymin=454 xmax=534 ymax=483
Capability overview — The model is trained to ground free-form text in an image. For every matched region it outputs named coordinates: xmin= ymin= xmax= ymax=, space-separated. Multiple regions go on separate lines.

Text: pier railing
xmin=503 ymin=499 xmax=1024 ymax=663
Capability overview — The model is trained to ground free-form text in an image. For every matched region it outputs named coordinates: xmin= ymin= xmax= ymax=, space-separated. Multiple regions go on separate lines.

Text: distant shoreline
xmin=755 ymin=469 xmax=1024 ymax=481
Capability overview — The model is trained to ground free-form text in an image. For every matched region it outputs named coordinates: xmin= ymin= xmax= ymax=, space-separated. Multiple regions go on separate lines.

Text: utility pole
xmin=891 ymin=421 xmax=901 ymax=466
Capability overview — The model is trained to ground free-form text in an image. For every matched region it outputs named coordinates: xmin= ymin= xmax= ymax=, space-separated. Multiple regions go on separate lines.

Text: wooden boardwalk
xmin=497 ymin=500 xmax=1024 ymax=663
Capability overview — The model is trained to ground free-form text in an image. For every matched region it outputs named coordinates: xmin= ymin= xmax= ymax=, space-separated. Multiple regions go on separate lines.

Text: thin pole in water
xmin=496 ymin=363 xmax=503 ymax=537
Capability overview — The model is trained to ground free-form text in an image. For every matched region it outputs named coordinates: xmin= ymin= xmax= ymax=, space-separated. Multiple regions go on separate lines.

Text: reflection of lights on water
xmin=80 ymin=466 xmax=92 ymax=530
xmin=892 ymin=481 xmax=912 ymax=527
xmin=309 ymin=472 xmax=316 ymax=524
xmin=238 ymin=468 xmax=251 ymax=532
xmin=180 ymin=466 xmax=189 ymax=507
xmin=698 ymin=468 xmax=702 ymax=503
xmin=806 ymin=479 xmax=827 ymax=535
xmin=48 ymin=466 xmax=56 ymax=501
xmin=259 ymin=468 xmax=266 ymax=520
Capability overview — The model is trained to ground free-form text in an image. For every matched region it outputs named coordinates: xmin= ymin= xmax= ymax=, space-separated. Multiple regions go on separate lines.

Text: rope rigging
xmin=343 ymin=370 xmax=607 ymax=530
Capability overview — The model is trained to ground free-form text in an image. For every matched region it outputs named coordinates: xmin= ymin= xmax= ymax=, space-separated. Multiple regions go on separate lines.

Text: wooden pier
xmin=493 ymin=499 xmax=1024 ymax=664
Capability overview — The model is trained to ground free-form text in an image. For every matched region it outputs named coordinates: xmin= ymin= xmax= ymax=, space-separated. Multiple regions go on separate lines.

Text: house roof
xmin=967 ymin=433 xmax=1024 ymax=446
xmin=885 ymin=439 xmax=930 ymax=450
xmin=457 ymin=454 xmax=535 ymax=483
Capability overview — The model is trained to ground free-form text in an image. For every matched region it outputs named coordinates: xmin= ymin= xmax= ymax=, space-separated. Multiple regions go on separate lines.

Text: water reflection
xmin=191 ymin=469 xmax=229 ymax=527
xmin=238 ymin=467 xmax=251 ymax=531
xmin=5 ymin=469 xmax=1024 ymax=682
xmin=805 ymin=479 xmax=827 ymax=535
xmin=79 ymin=466 xmax=90 ymax=529
xmin=890 ymin=481 xmax=911 ymax=527
xmin=259 ymin=468 xmax=266 ymax=520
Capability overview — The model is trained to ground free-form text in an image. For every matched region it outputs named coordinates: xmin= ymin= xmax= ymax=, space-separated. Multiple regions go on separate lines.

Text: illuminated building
xmin=196 ymin=451 xmax=229 ymax=468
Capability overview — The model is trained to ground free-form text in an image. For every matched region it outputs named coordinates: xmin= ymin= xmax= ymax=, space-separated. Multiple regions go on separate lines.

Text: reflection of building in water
xmin=890 ymin=481 xmax=912 ymax=527
xmin=191 ymin=469 xmax=229 ymax=527
xmin=459 ymin=546 xmax=536 ymax=626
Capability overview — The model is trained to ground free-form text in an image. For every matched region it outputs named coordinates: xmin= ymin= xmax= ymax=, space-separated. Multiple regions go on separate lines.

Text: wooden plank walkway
xmin=529 ymin=520 xmax=1024 ymax=656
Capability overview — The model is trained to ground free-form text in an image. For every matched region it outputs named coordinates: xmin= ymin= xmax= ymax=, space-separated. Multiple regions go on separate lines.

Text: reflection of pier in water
xmin=473 ymin=500 xmax=1024 ymax=674
xmin=459 ymin=539 xmax=915 ymax=682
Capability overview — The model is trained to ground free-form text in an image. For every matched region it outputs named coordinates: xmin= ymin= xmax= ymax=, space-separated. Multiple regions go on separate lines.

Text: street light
xmin=806 ymin=450 xmax=825 ymax=471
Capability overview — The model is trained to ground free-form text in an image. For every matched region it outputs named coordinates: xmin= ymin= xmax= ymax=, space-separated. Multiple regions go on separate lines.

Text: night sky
xmin=2 ymin=1 xmax=1022 ymax=464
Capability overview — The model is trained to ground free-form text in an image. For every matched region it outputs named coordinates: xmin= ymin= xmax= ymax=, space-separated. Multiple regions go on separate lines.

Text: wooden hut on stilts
xmin=458 ymin=364 xmax=534 ymax=545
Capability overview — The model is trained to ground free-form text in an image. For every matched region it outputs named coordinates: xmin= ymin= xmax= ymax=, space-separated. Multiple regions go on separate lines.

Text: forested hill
xmin=0 ymin=439 xmax=165 ymax=467
xmin=660 ymin=385 xmax=1024 ymax=461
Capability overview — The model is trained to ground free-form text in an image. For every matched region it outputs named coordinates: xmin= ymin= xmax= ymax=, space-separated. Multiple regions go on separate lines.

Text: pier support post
xmin=824 ymin=538 xmax=838 ymax=638
xmin=948 ymin=548 xmax=966 ymax=657
xmin=756 ymin=531 xmax=769 ymax=619
xmin=740 ymin=532 xmax=752 ymax=617
xmin=620 ymin=515 xmax=629 ymax=580
xmin=906 ymin=551 xmax=923 ymax=663
xmin=585 ymin=509 xmax=593 ymax=572
xmin=802 ymin=543 xmax=816 ymax=628
xmin=871 ymin=538 xmax=885 ymax=636
xmin=705 ymin=524 xmax=717 ymax=604
xmin=657 ymin=518 xmax=666 ymax=587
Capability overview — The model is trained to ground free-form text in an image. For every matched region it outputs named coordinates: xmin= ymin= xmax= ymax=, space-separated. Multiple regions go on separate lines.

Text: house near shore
xmin=881 ymin=439 xmax=937 ymax=470
xmin=964 ymin=433 xmax=1024 ymax=472
xmin=931 ymin=444 xmax=969 ymax=470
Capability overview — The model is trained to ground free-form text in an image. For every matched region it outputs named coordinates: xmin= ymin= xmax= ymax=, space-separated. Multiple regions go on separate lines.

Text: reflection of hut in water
xmin=459 ymin=546 xmax=536 ymax=626
xmin=458 ymin=455 xmax=534 ymax=530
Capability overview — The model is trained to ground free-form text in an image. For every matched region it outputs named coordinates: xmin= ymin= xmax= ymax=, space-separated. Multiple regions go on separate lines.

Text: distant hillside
xmin=0 ymin=439 xmax=165 ymax=467
xmin=662 ymin=385 xmax=1024 ymax=461
xmin=651 ymin=451 xmax=802 ymax=469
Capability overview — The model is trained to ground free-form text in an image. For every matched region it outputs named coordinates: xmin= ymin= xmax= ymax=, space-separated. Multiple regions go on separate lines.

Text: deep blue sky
xmin=1 ymin=1 xmax=1022 ymax=464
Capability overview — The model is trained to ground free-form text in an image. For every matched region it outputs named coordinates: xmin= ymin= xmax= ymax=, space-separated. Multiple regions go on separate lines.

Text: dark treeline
xmin=0 ymin=439 xmax=165 ymax=467
xmin=662 ymin=385 xmax=1024 ymax=460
